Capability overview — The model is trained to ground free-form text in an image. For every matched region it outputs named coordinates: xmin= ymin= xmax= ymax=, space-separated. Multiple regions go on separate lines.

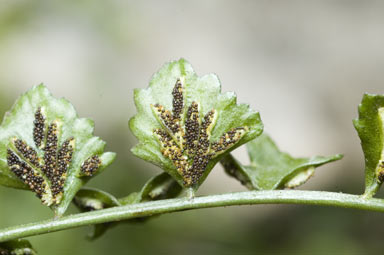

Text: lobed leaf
xmin=129 ymin=59 xmax=263 ymax=191
xmin=222 ymin=133 xmax=342 ymax=190
xmin=0 ymin=85 xmax=116 ymax=216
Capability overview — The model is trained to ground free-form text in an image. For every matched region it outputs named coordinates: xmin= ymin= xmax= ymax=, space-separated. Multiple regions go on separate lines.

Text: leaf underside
xmin=222 ymin=133 xmax=342 ymax=190
xmin=353 ymin=93 xmax=384 ymax=196
xmin=0 ymin=84 xmax=116 ymax=215
xmin=129 ymin=59 xmax=263 ymax=190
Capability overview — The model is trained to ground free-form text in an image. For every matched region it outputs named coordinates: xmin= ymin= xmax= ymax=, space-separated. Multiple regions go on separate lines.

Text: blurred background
xmin=1 ymin=0 xmax=384 ymax=254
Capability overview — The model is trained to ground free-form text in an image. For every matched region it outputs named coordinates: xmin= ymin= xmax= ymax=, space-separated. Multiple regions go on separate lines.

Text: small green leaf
xmin=118 ymin=172 xmax=183 ymax=207
xmin=137 ymin=172 xmax=183 ymax=202
xmin=0 ymin=239 xmax=37 ymax=255
xmin=0 ymin=85 xmax=116 ymax=216
xmin=74 ymin=173 xmax=182 ymax=240
xmin=222 ymin=133 xmax=342 ymax=190
xmin=74 ymin=187 xmax=121 ymax=210
xmin=353 ymin=93 xmax=384 ymax=196
xmin=129 ymin=59 xmax=263 ymax=191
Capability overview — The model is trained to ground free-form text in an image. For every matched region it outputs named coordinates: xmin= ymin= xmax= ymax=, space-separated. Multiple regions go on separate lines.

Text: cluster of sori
xmin=80 ymin=155 xmax=101 ymax=177
xmin=6 ymin=107 xmax=101 ymax=205
xmin=152 ymin=78 xmax=248 ymax=186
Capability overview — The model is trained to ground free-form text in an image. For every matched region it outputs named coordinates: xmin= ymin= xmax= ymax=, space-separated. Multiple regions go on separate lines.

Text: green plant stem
xmin=1 ymin=190 xmax=384 ymax=242
xmin=363 ymin=181 xmax=381 ymax=199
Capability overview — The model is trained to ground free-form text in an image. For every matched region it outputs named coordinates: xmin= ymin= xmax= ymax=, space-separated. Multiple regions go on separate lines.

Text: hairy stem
xmin=1 ymin=190 xmax=384 ymax=242
xmin=363 ymin=181 xmax=381 ymax=199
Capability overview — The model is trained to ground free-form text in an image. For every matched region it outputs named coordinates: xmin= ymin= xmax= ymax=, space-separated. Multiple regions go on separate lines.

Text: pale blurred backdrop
xmin=1 ymin=1 xmax=384 ymax=254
